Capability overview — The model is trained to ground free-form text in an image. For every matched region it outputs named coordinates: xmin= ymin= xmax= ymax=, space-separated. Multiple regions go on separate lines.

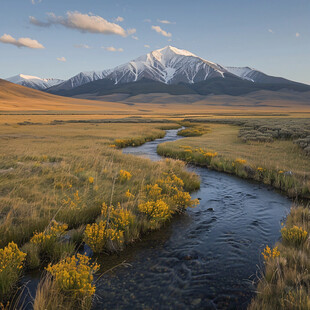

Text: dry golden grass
xmin=249 ymin=206 xmax=310 ymax=310
xmin=164 ymin=123 xmax=310 ymax=177
xmin=1 ymin=79 xmax=310 ymax=115
xmin=0 ymin=120 xmax=186 ymax=247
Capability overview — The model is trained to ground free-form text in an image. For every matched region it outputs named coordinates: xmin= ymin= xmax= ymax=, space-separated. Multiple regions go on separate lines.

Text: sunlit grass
xmin=157 ymin=123 xmax=310 ymax=197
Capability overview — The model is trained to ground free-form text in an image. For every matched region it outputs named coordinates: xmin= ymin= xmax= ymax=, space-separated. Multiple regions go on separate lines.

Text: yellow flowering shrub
xmin=30 ymin=220 xmax=68 ymax=257
xmin=114 ymin=139 xmax=127 ymax=148
xmin=138 ymin=199 xmax=172 ymax=228
xmin=138 ymin=172 xmax=199 ymax=229
xmin=88 ymin=177 xmax=94 ymax=184
xmin=31 ymin=220 xmax=68 ymax=245
xmin=111 ymin=208 xmax=135 ymax=231
xmin=119 ymin=170 xmax=132 ymax=182
xmin=46 ymin=254 xmax=99 ymax=298
xmin=235 ymin=158 xmax=247 ymax=165
xmin=84 ymin=220 xmax=124 ymax=253
xmin=0 ymin=242 xmax=26 ymax=297
xmin=261 ymin=245 xmax=280 ymax=261
xmin=281 ymin=225 xmax=308 ymax=247
xmin=172 ymin=190 xmax=199 ymax=208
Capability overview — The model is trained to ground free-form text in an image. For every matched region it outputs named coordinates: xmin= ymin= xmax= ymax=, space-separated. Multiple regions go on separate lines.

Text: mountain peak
xmin=6 ymin=74 xmax=64 ymax=90
xmin=7 ymin=74 xmax=42 ymax=83
xmin=155 ymin=46 xmax=197 ymax=57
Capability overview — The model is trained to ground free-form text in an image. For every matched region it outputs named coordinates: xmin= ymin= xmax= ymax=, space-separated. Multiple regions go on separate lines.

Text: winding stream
xmin=92 ymin=129 xmax=291 ymax=309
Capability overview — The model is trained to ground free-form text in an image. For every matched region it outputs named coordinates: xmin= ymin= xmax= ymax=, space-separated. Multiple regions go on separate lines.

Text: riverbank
xmin=157 ymin=123 xmax=310 ymax=199
xmin=249 ymin=205 xmax=310 ymax=309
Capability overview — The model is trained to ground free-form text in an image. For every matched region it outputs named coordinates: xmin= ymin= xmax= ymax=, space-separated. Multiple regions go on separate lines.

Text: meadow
xmin=0 ymin=116 xmax=200 ymax=307
xmin=0 ymin=112 xmax=309 ymax=309
xmin=158 ymin=121 xmax=310 ymax=198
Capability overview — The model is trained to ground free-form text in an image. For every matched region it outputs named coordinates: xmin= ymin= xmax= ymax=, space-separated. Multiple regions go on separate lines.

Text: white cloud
xmin=268 ymin=29 xmax=274 ymax=34
xmin=102 ymin=46 xmax=124 ymax=52
xmin=132 ymin=36 xmax=139 ymax=40
xmin=31 ymin=11 xmax=135 ymax=37
xmin=158 ymin=19 xmax=175 ymax=24
xmin=29 ymin=16 xmax=50 ymax=27
xmin=74 ymin=44 xmax=91 ymax=48
xmin=144 ymin=44 xmax=150 ymax=48
xmin=57 ymin=56 xmax=66 ymax=62
xmin=0 ymin=34 xmax=44 ymax=49
xmin=296 ymin=32 xmax=300 ymax=37
xmin=115 ymin=16 xmax=124 ymax=22
xmin=151 ymin=25 xmax=172 ymax=37
xmin=126 ymin=28 xmax=136 ymax=35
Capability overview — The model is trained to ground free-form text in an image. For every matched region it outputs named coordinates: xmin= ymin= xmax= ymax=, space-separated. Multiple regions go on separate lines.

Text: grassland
xmin=0 ymin=116 xmax=201 ymax=306
xmin=158 ymin=122 xmax=310 ymax=197
xmin=0 ymin=108 xmax=309 ymax=309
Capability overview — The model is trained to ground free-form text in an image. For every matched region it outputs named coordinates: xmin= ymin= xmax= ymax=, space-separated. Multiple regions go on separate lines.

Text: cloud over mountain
xmin=0 ymin=34 xmax=44 ymax=49
xmin=151 ymin=25 xmax=172 ymax=37
xmin=30 ymin=11 xmax=135 ymax=37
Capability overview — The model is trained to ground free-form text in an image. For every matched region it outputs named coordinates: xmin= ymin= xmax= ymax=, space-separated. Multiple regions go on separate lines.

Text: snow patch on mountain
xmin=6 ymin=74 xmax=64 ymax=90
xmin=225 ymin=67 xmax=257 ymax=82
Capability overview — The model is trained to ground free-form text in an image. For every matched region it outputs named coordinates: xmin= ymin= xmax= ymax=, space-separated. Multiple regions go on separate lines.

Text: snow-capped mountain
xmin=8 ymin=46 xmax=308 ymax=96
xmin=48 ymin=46 xmax=233 ymax=93
xmin=105 ymin=46 xmax=229 ymax=85
xmin=6 ymin=74 xmax=63 ymax=90
xmin=48 ymin=70 xmax=111 ymax=92
xmin=225 ymin=66 xmax=296 ymax=84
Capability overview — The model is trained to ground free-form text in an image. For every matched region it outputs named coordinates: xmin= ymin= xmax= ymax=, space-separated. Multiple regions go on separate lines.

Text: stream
xmin=91 ymin=129 xmax=291 ymax=309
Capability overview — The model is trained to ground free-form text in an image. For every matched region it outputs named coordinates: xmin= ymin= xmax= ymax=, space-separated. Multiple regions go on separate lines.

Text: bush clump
xmin=0 ymin=242 xmax=26 ymax=299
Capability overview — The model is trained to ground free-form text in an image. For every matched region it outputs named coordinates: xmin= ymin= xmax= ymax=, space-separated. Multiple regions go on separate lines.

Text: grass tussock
xmin=177 ymin=122 xmax=210 ymax=137
xmin=249 ymin=206 xmax=310 ymax=310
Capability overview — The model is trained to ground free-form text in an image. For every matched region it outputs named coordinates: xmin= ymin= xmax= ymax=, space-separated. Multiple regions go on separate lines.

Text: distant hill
xmin=1 ymin=78 xmax=309 ymax=113
xmin=0 ymin=79 xmax=130 ymax=112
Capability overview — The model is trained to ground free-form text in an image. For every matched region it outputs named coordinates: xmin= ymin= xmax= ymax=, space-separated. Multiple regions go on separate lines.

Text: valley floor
xmin=0 ymin=112 xmax=309 ymax=309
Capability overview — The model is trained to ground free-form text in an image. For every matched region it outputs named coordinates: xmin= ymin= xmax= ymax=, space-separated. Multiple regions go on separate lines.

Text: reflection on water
xmin=93 ymin=129 xmax=291 ymax=309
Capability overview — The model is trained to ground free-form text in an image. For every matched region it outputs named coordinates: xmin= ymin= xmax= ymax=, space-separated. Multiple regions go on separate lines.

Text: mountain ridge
xmin=5 ymin=46 xmax=309 ymax=96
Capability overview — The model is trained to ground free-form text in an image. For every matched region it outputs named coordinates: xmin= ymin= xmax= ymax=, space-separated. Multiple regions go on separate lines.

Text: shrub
xmin=46 ymin=254 xmax=99 ymax=298
xmin=261 ymin=245 xmax=280 ymax=261
xmin=138 ymin=172 xmax=199 ymax=229
xmin=84 ymin=220 xmax=124 ymax=253
xmin=0 ymin=242 xmax=26 ymax=299
xmin=119 ymin=170 xmax=132 ymax=182
xmin=281 ymin=225 xmax=308 ymax=247
xmin=30 ymin=220 xmax=71 ymax=261
xmin=138 ymin=199 xmax=172 ymax=229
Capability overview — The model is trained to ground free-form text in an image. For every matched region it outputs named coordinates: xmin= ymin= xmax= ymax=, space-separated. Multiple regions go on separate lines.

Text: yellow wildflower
xmin=262 ymin=245 xmax=280 ymax=261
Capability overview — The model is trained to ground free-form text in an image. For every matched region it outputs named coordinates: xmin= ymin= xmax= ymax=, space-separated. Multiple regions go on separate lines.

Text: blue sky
xmin=1 ymin=0 xmax=309 ymax=84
